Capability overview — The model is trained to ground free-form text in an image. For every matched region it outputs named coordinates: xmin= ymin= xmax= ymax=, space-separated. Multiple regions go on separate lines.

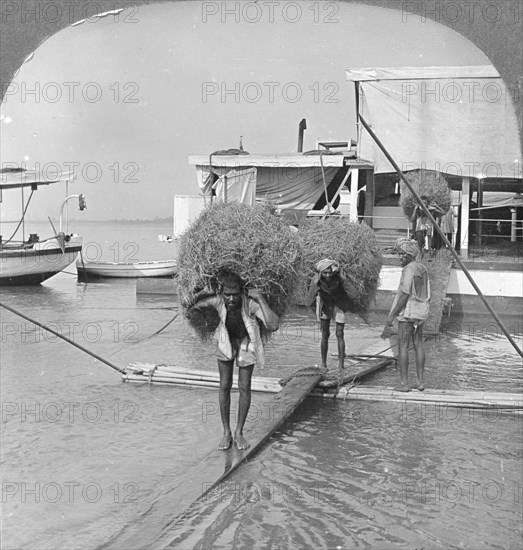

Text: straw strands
xmin=176 ymin=201 xmax=301 ymax=339
xmin=296 ymin=217 xmax=382 ymax=316
xmin=399 ymin=169 xmax=451 ymax=219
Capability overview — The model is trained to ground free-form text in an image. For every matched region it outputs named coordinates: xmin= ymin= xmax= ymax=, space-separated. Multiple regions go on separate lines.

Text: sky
xmin=0 ymin=1 xmax=488 ymax=221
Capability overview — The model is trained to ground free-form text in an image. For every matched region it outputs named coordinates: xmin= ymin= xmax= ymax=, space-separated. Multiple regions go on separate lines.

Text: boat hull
xmin=0 ymin=236 xmax=82 ymax=285
xmin=76 ymin=259 xmax=178 ymax=279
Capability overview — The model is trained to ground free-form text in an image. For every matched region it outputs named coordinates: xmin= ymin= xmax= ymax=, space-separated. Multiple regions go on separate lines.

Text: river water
xmin=1 ymin=221 xmax=522 ymax=549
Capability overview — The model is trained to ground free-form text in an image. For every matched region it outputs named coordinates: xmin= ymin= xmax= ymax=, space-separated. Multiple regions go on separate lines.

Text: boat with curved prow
xmin=0 ymin=167 xmax=86 ymax=285
xmin=76 ymin=259 xmax=178 ymax=279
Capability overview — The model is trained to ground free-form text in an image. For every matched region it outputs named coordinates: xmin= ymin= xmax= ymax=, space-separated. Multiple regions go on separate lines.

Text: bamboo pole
xmin=358 ymin=114 xmax=523 ymax=359
xmin=0 ymin=301 xmax=125 ymax=374
xmin=319 ymin=152 xmax=331 ymax=220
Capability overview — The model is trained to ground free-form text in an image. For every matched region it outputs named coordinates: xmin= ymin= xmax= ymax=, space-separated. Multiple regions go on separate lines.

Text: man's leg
xmin=217 ymin=359 xmax=234 ymax=450
xmin=335 ymin=323 xmax=345 ymax=370
xmin=412 ymin=324 xmax=425 ymax=390
xmin=320 ymin=318 xmax=331 ymax=370
xmin=396 ymin=322 xmax=411 ymax=392
xmin=235 ymin=364 xmax=254 ymax=450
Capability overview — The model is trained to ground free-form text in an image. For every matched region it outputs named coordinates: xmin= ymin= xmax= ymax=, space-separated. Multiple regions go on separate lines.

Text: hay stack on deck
xmin=177 ymin=201 xmax=301 ymax=340
xmin=399 ymin=169 xmax=451 ymax=219
xmin=296 ymin=217 xmax=382 ymax=317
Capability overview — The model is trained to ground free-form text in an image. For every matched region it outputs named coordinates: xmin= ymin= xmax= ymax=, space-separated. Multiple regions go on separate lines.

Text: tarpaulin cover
xmin=195 ymin=165 xmax=340 ymax=210
xmin=473 ymin=192 xmax=523 ymax=210
xmin=347 ymin=66 xmax=521 ymax=180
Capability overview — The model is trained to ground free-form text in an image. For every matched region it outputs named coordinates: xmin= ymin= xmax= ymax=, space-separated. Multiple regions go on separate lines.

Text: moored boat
xmin=0 ymin=167 xmax=86 ymax=285
xmin=1 ymin=235 xmax=83 ymax=285
xmin=76 ymin=259 xmax=178 ymax=279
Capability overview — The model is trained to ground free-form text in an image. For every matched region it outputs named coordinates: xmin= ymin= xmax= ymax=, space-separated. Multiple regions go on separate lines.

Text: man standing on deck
xmin=187 ymin=272 xmax=279 ymax=451
xmin=381 ymin=238 xmax=430 ymax=392
xmin=307 ymin=259 xmax=358 ymax=373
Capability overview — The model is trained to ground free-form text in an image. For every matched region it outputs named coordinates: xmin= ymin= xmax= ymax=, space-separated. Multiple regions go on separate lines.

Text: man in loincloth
xmin=307 ymin=259 xmax=358 ymax=372
xmin=188 ymin=272 xmax=279 ymax=451
xmin=381 ymin=238 xmax=430 ymax=392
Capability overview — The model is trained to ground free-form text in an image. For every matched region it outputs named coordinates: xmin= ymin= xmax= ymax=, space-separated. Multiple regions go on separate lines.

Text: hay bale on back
xmin=296 ymin=217 xmax=382 ymax=317
xmin=176 ymin=201 xmax=301 ymax=340
xmin=400 ymin=169 xmax=451 ymax=219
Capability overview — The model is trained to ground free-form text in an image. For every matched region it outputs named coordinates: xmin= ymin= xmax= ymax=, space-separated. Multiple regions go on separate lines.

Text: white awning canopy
xmin=347 ymin=65 xmax=521 ymax=180
xmin=189 ymin=153 xmax=372 ymax=211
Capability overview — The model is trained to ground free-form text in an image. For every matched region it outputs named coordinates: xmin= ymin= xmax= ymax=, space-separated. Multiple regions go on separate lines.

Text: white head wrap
xmin=396 ymin=238 xmax=419 ymax=258
xmin=316 ymin=258 xmax=339 ymax=273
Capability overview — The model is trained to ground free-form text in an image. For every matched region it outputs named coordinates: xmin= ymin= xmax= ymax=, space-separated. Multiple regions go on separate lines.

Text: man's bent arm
xmin=249 ymin=290 xmax=279 ymax=332
xmin=386 ymin=291 xmax=410 ymax=325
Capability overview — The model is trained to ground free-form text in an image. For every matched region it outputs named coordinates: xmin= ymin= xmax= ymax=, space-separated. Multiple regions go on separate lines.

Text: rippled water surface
xmin=1 ymin=222 xmax=522 ymax=549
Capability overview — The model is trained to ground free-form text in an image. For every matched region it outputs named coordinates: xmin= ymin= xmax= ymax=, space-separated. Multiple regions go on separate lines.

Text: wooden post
xmin=349 ymin=168 xmax=359 ymax=222
xmin=511 ymin=208 xmax=517 ymax=242
xmin=477 ymin=178 xmax=483 ymax=247
xmin=461 ymin=177 xmax=470 ymax=259
xmin=363 ymin=170 xmax=374 ymax=227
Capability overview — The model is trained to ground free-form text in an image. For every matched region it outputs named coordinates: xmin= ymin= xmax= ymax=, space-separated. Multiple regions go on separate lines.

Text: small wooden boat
xmin=76 ymin=259 xmax=178 ymax=279
xmin=1 ymin=235 xmax=83 ymax=285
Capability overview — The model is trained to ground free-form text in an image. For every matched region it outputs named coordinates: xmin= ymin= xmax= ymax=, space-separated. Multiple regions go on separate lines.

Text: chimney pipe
xmin=297 ymin=119 xmax=307 ymax=152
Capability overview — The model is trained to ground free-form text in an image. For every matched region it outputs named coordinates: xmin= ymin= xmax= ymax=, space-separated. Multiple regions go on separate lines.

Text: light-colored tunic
xmin=203 ymin=296 xmax=266 ymax=368
xmin=390 ymin=261 xmax=430 ymax=323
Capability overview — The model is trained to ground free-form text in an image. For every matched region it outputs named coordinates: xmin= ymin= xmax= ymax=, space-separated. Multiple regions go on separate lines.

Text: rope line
xmin=0 ymin=300 xmax=125 ymax=374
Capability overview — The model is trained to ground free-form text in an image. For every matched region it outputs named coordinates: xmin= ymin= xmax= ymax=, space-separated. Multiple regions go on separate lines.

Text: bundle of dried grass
xmin=399 ymin=169 xmax=451 ymax=219
xmin=176 ymin=201 xmax=301 ymax=340
xmin=296 ymin=217 xmax=382 ymax=316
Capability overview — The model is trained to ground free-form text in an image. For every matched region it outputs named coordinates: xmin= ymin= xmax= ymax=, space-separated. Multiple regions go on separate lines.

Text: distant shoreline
xmin=0 ymin=218 xmax=174 ymax=224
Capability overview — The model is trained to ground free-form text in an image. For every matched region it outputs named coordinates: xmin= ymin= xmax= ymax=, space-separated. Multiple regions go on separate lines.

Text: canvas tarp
xmin=195 ymin=164 xmax=340 ymax=210
xmin=347 ymin=66 xmax=521 ymax=180
xmin=474 ymin=192 xmax=523 ymax=210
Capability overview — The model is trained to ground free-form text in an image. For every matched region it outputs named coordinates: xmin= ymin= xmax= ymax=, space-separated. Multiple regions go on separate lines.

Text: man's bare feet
xmin=393 ymin=384 xmax=411 ymax=392
xmin=234 ymin=434 xmax=250 ymax=451
xmin=217 ymin=434 xmax=233 ymax=451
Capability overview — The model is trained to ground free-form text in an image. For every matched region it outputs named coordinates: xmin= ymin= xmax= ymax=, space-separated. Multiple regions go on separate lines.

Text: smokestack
xmin=297 ymin=119 xmax=307 ymax=152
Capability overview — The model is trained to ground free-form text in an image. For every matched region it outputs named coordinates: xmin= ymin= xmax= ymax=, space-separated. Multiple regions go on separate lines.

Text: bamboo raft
xmin=122 ymin=363 xmax=522 ymax=411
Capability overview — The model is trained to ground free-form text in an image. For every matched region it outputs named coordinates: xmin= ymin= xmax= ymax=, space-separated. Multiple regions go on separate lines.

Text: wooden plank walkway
xmin=106 ymin=369 xmax=324 ymax=549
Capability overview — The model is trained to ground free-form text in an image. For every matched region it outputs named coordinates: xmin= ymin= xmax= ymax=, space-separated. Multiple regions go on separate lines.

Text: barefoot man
xmin=307 ymin=259 xmax=358 ymax=372
xmin=381 ymin=238 xmax=430 ymax=392
xmin=188 ymin=272 xmax=279 ymax=451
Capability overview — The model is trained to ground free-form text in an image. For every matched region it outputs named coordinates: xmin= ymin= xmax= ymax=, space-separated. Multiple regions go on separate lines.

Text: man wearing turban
xmin=307 ymin=259 xmax=358 ymax=372
xmin=381 ymin=238 xmax=431 ymax=392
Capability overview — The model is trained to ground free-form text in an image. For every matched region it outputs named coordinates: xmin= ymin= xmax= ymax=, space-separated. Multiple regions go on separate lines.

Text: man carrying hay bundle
xmin=187 ymin=271 xmax=279 ymax=451
xmin=307 ymin=259 xmax=358 ymax=373
xmin=381 ymin=238 xmax=430 ymax=392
